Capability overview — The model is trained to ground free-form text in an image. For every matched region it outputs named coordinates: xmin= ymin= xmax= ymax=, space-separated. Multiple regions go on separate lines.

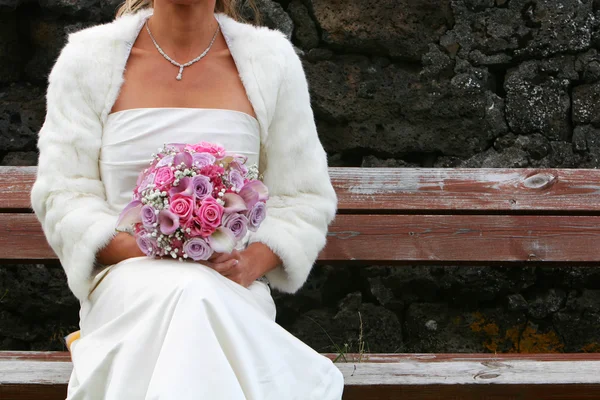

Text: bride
xmin=30 ymin=0 xmax=344 ymax=398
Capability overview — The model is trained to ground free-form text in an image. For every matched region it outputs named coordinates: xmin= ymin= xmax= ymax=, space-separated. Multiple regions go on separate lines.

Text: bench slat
xmin=331 ymin=168 xmax=600 ymax=212
xmin=0 ymin=166 xmax=36 ymax=211
xmin=3 ymin=352 xmax=600 ymax=400
xmin=322 ymin=214 xmax=600 ymax=262
xmin=4 ymin=167 xmax=600 ymax=212
xmin=3 ymin=214 xmax=600 ymax=262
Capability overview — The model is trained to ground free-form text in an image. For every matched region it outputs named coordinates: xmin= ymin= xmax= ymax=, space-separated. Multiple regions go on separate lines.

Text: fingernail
xmin=233 ymin=260 xmax=239 ymax=265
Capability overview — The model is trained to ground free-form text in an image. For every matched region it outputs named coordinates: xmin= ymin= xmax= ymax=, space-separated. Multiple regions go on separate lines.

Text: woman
xmin=30 ymin=0 xmax=344 ymax=398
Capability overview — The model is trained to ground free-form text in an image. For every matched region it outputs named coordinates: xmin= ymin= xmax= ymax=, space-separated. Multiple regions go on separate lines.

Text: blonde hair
xmin=115 ymin=0 xmax=260 ymax=23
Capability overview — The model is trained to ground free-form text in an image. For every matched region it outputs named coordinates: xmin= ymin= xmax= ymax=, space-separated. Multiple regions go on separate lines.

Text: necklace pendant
xmin=176 ymin=66 xmax=184 ymax=81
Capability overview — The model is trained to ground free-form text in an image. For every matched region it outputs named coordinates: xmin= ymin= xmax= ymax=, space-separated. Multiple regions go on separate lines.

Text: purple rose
xmin=246 ymin=201 xmax=266 ymax=232
xmin=192 ymin=175 xmax=213 ymax=200
xmin=229 ymin=169 xmax=245 ymax=190
xmin=155 ymin=155 xmax=174 ymax=168
xmin=192 ymin=152 xmax=216 ymax=168
xmin=158 ymin=209 xmax=180 ymax=235
xmin=141 ymin=205 xmax=158 ymax=228
xmin=136 ymin=234 xmax=158 ymax=256
xmin=183 ymin=237 xmax=214 ymax=261
xmin=222 ymin=213 xmax=249 ymax=240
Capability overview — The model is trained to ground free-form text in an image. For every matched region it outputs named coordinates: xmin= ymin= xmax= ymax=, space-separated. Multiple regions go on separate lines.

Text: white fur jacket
xmin=30 ymin=7 xmax=338 ymax=302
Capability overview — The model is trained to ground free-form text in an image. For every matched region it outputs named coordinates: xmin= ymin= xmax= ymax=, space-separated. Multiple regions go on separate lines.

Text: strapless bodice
xmin=100 ymin=107 xmax=260 ymax=213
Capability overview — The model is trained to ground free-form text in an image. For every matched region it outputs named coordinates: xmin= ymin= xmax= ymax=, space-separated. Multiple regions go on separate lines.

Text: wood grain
xmin=322 ymin=214 xmax=600 ymax=262
xmin=4 ymin=166 xmax=600 ymax=212
xmin=0 ymin=166 xmax=36 ymax=211
xmin=3 ymin=214 xmax=600 ymax=262
xmin=4 ymin=352 xmax=600 ymax=400
xmin=331 ymin=168 xmax=600 ymax=212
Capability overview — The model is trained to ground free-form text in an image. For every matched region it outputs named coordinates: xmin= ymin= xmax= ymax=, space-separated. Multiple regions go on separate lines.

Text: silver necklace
xmin=145 ymin=18 xmax=220 ymax=81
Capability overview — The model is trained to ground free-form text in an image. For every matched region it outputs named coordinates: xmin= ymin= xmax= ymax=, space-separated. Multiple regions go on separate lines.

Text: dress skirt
xmin=66 ymin=256 xmax=345 ymax=399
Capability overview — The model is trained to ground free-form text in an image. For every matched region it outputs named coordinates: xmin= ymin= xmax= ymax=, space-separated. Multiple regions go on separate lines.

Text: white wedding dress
xmin=65 ymin=107 xmax=345 ymax=400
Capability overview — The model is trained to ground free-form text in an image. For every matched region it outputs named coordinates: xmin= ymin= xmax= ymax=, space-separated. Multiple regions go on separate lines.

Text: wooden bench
xmin=2 ymin=166 xmax=600 ymax=399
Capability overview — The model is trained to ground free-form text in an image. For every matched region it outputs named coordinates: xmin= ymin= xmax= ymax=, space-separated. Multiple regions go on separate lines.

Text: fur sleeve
xmin=30 ymin=41 xmax=119 ymax=302
xmin=247 ymin=39 xmax=338 ymax=293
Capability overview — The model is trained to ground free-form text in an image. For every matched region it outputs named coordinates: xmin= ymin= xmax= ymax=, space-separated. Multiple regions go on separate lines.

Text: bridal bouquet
xmin=116 ymin=142 xmax=268 ymax=261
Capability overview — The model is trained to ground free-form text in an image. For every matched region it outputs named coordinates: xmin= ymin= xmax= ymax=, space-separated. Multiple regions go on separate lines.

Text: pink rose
xmin=154 ymin=167 xmax=174 ymax=191
xmin=197 ymin=196 xmax=224 ymax=229
xmin=169 ymin=193 xmax=195 ymax=223
xmin=189 ymin=142 xmax=226 ymax=159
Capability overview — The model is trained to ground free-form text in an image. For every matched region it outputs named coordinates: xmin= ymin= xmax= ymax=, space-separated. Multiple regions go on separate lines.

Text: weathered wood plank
xmin=323 ymin=214 xmax=600 ymax=262
xmin=342 ymin=384 xmax=600 ymax=400
xmin=3 ymin=214 xmax=600 ymax=262
xmin=4 ymin=354 xmax=600 ymax=400
xmin=0 ymin=166 xmax=36 ymax=211
xmin=4 ymin=383 xmax=600 ymax=400
xmin=331 ymin=168 xmax=600 ymax=212
xmin=4 ymin=166 xmax=600 ymax=212
xmin=7 ymin=351 xmax=600 ymax=363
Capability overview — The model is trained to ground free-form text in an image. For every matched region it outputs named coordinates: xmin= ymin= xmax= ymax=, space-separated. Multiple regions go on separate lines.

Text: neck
xmin=146 ymin=2 xmax=219 ymax=61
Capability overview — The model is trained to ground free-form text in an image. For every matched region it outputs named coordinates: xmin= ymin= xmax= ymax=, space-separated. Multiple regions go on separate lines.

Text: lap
xmin=81 ymin=256 xmax=276 ymax=335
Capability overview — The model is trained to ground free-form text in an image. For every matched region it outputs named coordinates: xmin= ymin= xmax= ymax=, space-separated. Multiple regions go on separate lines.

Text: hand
xmin=201 ymin=249 xmax=255 ymax=288
xmin=200 ymin=243 xmax=282 ymax=287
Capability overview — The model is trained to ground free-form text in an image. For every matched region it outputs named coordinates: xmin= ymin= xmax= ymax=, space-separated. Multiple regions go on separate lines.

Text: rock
xmin=0 ymin=0 xmax=21 ymax=10
xmin=306 ymin=47 xmax=333 ymax=62
xmin=553 ymin=290 xmax=600 ymax=352
xmin=1 ymin=151 xmax=38 ymax=166
xmin=0 ymin=12 xmax=21 ymax=83
xmin=309 ymin=55 xmax=507 ymax=158
xmin=289 ymin=292 xmax=404 ymax=353
xmin=443 ymin=0 xmax=593 ymax=66
xmin=575 ymin=49 xmax=600 ymax=83
xmin=405 ymin=303 xmax=526 ymax=353
xmin=361 ymin=155 xmax=418 ymax=168
xmin=507 ymin=293 xmax=528 ymax=311
xmin=0 ymin=264 xmax=79 ymax=350
xmin=460 ymin=146 xmax=529 ymax=168
xmin=309 ymin=0 xmax=453 ymax=60
xmin=505 ymin=59 xmax=572 ymax=141
xmin=0 ymin=83 xmax=46 ymax=153
xmin=25 ymin=18 xmax=87 ymax=83
xmin=37 ymin=0 xmax=123 ymax=20
xmin=525 ymin=288 xmax=566 ymax=319
xmin=288 ymin=0 xmax=319 ymax=49
xmin=518 ymin=133 xmax=551 ymax=160
xmin=572 ymin=125 xmax=600 ymax=167
xmin=512 ymin=0 xmax=594 ymax=59
xmin=245 ymin=0 xmax=294 ymax=39
xmin=573 ymin=82 xmax=600 ymax=128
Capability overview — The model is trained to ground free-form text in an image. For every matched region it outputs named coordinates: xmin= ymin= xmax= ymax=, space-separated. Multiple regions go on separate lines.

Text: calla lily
xmin=239 ymin=181 xmax=268 ymax=208
xmin=222 ymin=192 xmax=248 ymax=213
xmin=158 ymin=209 xmax=180 ymax=235
xmin=243 ymin=180 xmax=269 ymax=200
xmin=116 ymin=200 xmax=143 ymax=230
xmin=207 ymin=227 xmax=237 ymax=253
xmin=174 ymin=151 xmax=193 ymax=168
xmin=169 ymin=177 xmax=194 ymax=197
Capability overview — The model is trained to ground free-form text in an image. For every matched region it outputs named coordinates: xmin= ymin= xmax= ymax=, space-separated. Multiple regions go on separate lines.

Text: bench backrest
xmin=1 ymin=166 xmax=600 ymax=263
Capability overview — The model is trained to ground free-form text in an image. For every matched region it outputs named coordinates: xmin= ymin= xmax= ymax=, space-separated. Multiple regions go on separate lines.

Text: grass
xmin=308 ymin=310 xmax=369 ymax=363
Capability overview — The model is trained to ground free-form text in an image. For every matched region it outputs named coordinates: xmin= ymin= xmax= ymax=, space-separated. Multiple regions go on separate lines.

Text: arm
xmin=246 ymin=39 xmax=338 ymax=293
xmin=30 ymin=40 xmax=125 ymax=301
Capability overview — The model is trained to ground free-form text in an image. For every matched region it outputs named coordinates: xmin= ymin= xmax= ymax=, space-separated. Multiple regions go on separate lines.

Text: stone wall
xmin=1 ymin=0 xmax=600 ymax=353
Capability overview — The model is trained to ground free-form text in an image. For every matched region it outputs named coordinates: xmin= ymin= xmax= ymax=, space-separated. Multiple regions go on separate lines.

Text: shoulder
xmin=48 ymin=11 xmax=145 ymax=91
xmin=218 ymin=13 xmax=300 ymax=72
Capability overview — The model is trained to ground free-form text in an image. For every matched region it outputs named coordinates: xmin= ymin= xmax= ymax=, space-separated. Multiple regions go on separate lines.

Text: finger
xmin=211 ymin=258 xmax=239 ymax=275
xmin=207 ymin=252 xmax=226 ymax=262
